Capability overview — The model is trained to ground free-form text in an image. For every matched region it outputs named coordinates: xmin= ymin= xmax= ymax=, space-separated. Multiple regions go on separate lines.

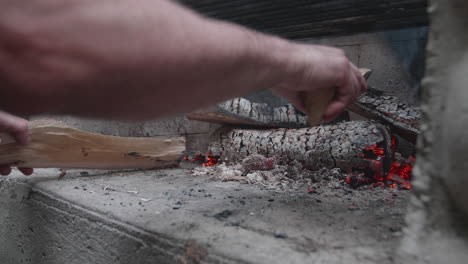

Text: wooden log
xmin=0 ymin=119 xmax=186 ymax=169
xmin=208 ymin=121 xmax=393 ymax=173
xmin=347 ymin=88 xmax=420 ymax=144
xmin=188 ymin=88 xmax=420 ymax=145
xmin=186 ymin=98 xmax=308 ymax=128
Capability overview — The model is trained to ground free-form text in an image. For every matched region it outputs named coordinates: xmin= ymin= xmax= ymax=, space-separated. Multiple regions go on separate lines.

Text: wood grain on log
xmin=348 ymin=88 xmax=421 ymax=144
xmin=0 ymin=119 xmax=186 ymax=169
xmin=209 ymin=121 xmax=392 ymax=172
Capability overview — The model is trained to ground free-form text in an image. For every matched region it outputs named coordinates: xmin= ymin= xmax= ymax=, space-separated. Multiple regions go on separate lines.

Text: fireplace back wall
xmin=181 ymin=0 xmax=428 ymax=106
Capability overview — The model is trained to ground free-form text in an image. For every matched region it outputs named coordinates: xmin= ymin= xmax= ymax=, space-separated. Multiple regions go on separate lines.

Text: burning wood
xmin=183 ymin=153 xmax=220 ymax=167
xmin=186 ymin=90 xmax=420 ymax=146
xmin=208 ymin=121 xmax=393 ymax=173
xmin=184 ymin=119 xmax=415 ymax=190
xmin=346 ymin=144 xmax=414 ymax=189
xmin=184 ymin=70 xmax=418 ymax=189
xmin=186 ymin=97 xmax=308 ymax=128
xmin=348 ymin=88 xmax=421 ymax=144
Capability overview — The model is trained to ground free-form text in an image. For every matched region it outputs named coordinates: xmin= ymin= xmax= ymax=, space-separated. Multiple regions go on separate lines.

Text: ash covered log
xmin=209 ymin=121 xmax=393 ymax=173
xmin=187 ymin=97 xmax=308 ymax=128
xmin=347 ymin=88 xmax=421 ymax=144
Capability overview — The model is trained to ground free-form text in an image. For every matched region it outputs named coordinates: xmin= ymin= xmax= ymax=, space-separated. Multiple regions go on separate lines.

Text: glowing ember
xmin=183 ymin=153 xmax=220 ymax=167
xmin=391 ymin=137 xmax=397 ymax=153
xmin=191 ymin=153 xmax=205 ymax=162
xmin=353 ymin=138 xmax=414 ymax=190
xmin=387 ymin=161 xmax=413 ymax=189
xmin=202 ymin=153 xmax=220 ymax=167
xmin=362 ymin=143 xmax=385 ymax=158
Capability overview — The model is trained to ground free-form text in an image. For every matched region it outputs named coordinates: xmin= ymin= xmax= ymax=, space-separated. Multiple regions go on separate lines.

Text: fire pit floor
xmin=0 ymin=168 xmax=410 ymax=264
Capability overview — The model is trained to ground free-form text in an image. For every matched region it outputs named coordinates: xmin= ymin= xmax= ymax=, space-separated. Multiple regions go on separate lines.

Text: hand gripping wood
xmin=304 ymin=68 xmax=372 ymax=126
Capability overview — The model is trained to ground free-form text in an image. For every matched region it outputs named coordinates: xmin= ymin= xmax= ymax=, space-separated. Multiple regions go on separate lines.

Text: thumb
xmin=0 ymin=111 xmax=29 ymax=145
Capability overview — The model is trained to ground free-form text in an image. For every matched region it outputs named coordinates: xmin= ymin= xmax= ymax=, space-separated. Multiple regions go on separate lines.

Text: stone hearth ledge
xmin=0 ymin=168 xmax=409 ymax=264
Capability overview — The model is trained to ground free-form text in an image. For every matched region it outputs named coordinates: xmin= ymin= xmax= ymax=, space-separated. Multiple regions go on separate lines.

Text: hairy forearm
xmin=0 ymin=0 xmax=292 ymax=119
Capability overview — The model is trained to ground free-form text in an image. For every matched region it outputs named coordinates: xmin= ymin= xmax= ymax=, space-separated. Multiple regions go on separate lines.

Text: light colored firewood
xmin=0 ymin=119 xmax=185 ymax=169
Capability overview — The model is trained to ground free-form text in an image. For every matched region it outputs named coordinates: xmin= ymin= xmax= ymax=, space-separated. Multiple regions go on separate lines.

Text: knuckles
xmin=333 ymin=57 xmax=351 ymax=85
xmin=15 ymin=118 xmax=29 ymax=133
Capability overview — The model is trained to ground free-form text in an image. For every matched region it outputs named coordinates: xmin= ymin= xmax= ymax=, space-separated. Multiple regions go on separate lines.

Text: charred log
xmin=188 ymin=90 xmax=420 ymax=146
xmin=348 ymin=88 xmax=421 ymax=144
xmin=187 ymin=97 xmax=308 ymax=128
xmin=208 ymin=121 xmax=393 ymax=173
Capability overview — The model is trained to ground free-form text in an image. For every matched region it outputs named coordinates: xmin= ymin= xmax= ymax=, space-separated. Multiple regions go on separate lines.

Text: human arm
xmin=0 ymin=0 xmax=365 ymax=121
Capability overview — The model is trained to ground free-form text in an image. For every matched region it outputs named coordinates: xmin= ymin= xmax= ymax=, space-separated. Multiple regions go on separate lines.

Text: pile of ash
xmin=191 ymin=154 xmax=354 ymax=193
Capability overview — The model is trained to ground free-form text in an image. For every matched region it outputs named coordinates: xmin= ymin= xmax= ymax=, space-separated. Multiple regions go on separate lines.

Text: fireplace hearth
xmin=184 ymin=82 xmax=419 ymax=192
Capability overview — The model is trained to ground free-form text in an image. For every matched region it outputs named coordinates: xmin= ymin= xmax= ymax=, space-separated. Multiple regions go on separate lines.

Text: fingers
xmin=270 ymin=44 xmax=366 ymax=123
xmin=274 ymin=62 xmax=363 ymax=122
xmin=0 ymin=166 xmax=12 ymax=175
xmin=347 ymin=62 xmax=365 ymax=96
xmin=271 ymin=89 xmax=308 ymax=113
xmin=324 ymin=62 xmax=362 ymax=121
xmin=18 ymin=167 xmax=33 ymax=175
xmin=0 ymin=111 xmax=29 ymax=145
xmin=0 ymin=166 xmax=34 ymax=176
xmin=10 ymin=123 xmax=29 ymax=146
xmin=323 ymin=101 xmax=347 ymax=122
xmin=0 ymin=112 xmax=33 ymax=176
xmin=350 ymin=63 xmax=367 ymax=92
xmin=288 ymin=94 xmax=308 ymax=114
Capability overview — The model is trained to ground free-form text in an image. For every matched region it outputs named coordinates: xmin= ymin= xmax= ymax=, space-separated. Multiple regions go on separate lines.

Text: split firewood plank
xmin=347 ymin=88 xmax=421 ymax=144
xmin=0 ymin=119 xmax=185 ymax=169
xmin=208 ymin=121 xmax=393 ymax=173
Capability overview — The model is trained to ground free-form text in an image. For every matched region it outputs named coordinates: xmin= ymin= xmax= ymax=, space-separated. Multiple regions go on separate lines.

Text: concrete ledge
xmin=1 ymin=169 xmax=409 ymax=264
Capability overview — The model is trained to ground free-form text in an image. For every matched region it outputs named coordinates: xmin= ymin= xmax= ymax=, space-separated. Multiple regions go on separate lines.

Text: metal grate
xmin=178 ymin=0 xmax=428 ymax=39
